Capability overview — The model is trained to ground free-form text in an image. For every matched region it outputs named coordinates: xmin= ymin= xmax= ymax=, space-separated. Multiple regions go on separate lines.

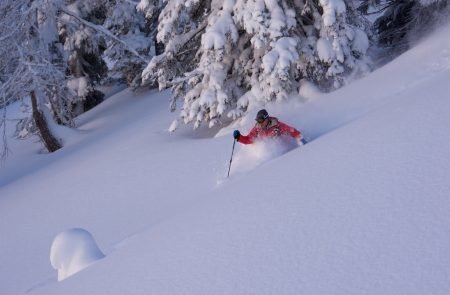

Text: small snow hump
xmin=50 ymin=228 xmax=105 ymax=281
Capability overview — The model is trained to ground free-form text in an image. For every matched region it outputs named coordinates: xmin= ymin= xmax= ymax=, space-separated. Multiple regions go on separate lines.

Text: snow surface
xmin=1 ymin=22 xmax=450 ymax=295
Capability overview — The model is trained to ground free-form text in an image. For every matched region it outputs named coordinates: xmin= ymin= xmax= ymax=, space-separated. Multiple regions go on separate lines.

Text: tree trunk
xmin=30 ymin=91 xmax=62 ymax=153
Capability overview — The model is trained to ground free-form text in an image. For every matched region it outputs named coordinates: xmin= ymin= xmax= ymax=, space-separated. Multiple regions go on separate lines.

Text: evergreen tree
xmin=103 ymin=0 xmax=154 ymax=88
xmin=359 ymin=0 xmax=448 ymax=54
xmin=141 ymin=0 xmax=371 ymax=130
xmin=60 ymin=0 xmax=109 ymax=115
xmin=61 ymin=0 xmax=156 ymax=98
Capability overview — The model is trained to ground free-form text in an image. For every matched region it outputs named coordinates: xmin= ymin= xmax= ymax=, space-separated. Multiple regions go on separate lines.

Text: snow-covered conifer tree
xmin=142 ymin=0 xmax=371 ymax=130
xmin=140 ymin=0 xmax=208 ymax=90
xmin=61 ymin=0 xmax=155 ymax=96
xmin=60 ymin=0 xmax=109 ymax=115
xmin=312 ymin=0 xmax=370 ymax=89
xmin=102 ymin=0 xmax=154 ymax=88
xmin=360 ymin=0 xmax=448 ymax=56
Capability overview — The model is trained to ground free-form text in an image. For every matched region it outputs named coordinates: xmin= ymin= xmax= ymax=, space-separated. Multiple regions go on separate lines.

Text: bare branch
xmin=0 ymin=106 xmax=9 ymax=162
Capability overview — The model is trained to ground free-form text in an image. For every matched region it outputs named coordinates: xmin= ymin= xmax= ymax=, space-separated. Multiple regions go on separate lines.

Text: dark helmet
xmin=255 ymin=109 xmax=269 ymax=122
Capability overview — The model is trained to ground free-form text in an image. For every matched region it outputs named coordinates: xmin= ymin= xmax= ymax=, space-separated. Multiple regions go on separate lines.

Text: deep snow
xmin=50 ymin=228 xmax=105 ymax=282
xmin=1 ymin=23 xmax=450 ymax=295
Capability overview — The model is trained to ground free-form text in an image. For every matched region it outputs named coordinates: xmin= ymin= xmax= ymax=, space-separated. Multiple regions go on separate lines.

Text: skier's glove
xmin=233 ymin=130 xmax=240 ymax=140
xmin=297 ymin=134 xmax=308 ymax=145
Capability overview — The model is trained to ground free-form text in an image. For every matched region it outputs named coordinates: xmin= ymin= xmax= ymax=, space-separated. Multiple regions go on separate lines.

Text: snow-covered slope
xmin=1 ymin=23 xmax=450 ymax=295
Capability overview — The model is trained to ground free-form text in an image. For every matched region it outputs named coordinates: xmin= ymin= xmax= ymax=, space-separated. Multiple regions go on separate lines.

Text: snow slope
xmin=1 ymin=23 xmax=450 ymax=295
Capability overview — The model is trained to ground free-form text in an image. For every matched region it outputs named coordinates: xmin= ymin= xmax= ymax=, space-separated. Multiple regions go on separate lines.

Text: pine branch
xmin=59 ymin=8 xmax=150 ymax=63
xmin=169 ymin=69 xmax=201 ymax=85
xmin=364 ymin=0 xmax=397 ymax=15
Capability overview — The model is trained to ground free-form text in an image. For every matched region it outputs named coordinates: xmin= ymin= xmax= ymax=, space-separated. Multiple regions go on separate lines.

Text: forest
xmin=0 ymin=0 xmax=448 ymax=157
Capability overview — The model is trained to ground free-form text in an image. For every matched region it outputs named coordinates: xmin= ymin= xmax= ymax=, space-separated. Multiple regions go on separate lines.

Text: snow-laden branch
xmin=142 ymin=21 xmax=207 ymax=86
xmin=168 ymin=69 xmax=201 ymax=85
xmin=59 ymin=8 xmax=151 ymax=63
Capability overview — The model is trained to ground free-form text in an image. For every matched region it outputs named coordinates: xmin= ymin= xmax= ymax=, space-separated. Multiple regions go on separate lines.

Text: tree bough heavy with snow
xmin=141 ymin=0 xmax=371 ymax=130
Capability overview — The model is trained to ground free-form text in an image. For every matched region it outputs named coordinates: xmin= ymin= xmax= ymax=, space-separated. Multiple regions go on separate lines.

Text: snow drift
xmin=50 ymin=228 xmax=105 ymax=281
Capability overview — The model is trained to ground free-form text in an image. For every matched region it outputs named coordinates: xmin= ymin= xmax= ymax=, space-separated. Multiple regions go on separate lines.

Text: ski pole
xmin=227 ymin=139 xmax=236 ymax=177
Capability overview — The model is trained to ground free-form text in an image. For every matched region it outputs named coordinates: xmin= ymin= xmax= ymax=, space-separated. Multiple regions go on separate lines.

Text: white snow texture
xmin=50 ymin=228 xmax=105 ymax=281
xmin=1 ymin=17 xmax=450 ymax=295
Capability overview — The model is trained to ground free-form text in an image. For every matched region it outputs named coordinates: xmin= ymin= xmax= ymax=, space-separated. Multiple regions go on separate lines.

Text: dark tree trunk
xmin=30 ymin=91 xmax=62 ymax=153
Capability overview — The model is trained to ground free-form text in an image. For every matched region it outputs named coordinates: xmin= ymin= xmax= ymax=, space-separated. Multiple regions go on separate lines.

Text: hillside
xmin=1 ymin=23 xmax=450 ymax=295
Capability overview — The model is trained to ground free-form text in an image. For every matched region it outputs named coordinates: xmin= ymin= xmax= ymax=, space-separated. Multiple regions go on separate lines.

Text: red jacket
xmin=237 ymin=117 xmax=301 ymax=144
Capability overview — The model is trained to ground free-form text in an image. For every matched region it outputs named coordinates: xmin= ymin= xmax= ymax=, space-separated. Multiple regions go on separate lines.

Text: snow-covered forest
xmin=1 ymin=0 xmax=448 ymax=156
xmin=1 ymin=1 xmax=450 ymax=295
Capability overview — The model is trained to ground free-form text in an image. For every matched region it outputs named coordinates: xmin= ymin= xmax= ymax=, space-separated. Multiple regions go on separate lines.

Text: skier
xmin=233 ymin=109 xmax=306 ymax=145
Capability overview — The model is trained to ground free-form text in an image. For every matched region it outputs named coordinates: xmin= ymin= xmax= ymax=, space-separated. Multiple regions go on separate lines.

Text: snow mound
xmin=231 ymin=137 xmax=298 ymax=176
xmin=50 ymin=228 xmax=105 ymax=281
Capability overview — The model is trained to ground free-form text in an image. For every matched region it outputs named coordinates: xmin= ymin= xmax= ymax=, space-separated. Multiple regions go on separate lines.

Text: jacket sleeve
xmin=237 ymin=126 xmax=258 ymax=144
xmin=278 ymin=121 xmax=301 ymax=139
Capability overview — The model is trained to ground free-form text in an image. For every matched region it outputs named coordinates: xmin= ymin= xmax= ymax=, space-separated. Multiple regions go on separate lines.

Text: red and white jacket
xmin=237 ymin=117 xmax=301 ymax=145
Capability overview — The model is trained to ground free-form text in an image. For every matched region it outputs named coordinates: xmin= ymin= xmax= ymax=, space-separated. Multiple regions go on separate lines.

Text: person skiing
xmin=233 ymin=109 xmax=305 ymax=145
